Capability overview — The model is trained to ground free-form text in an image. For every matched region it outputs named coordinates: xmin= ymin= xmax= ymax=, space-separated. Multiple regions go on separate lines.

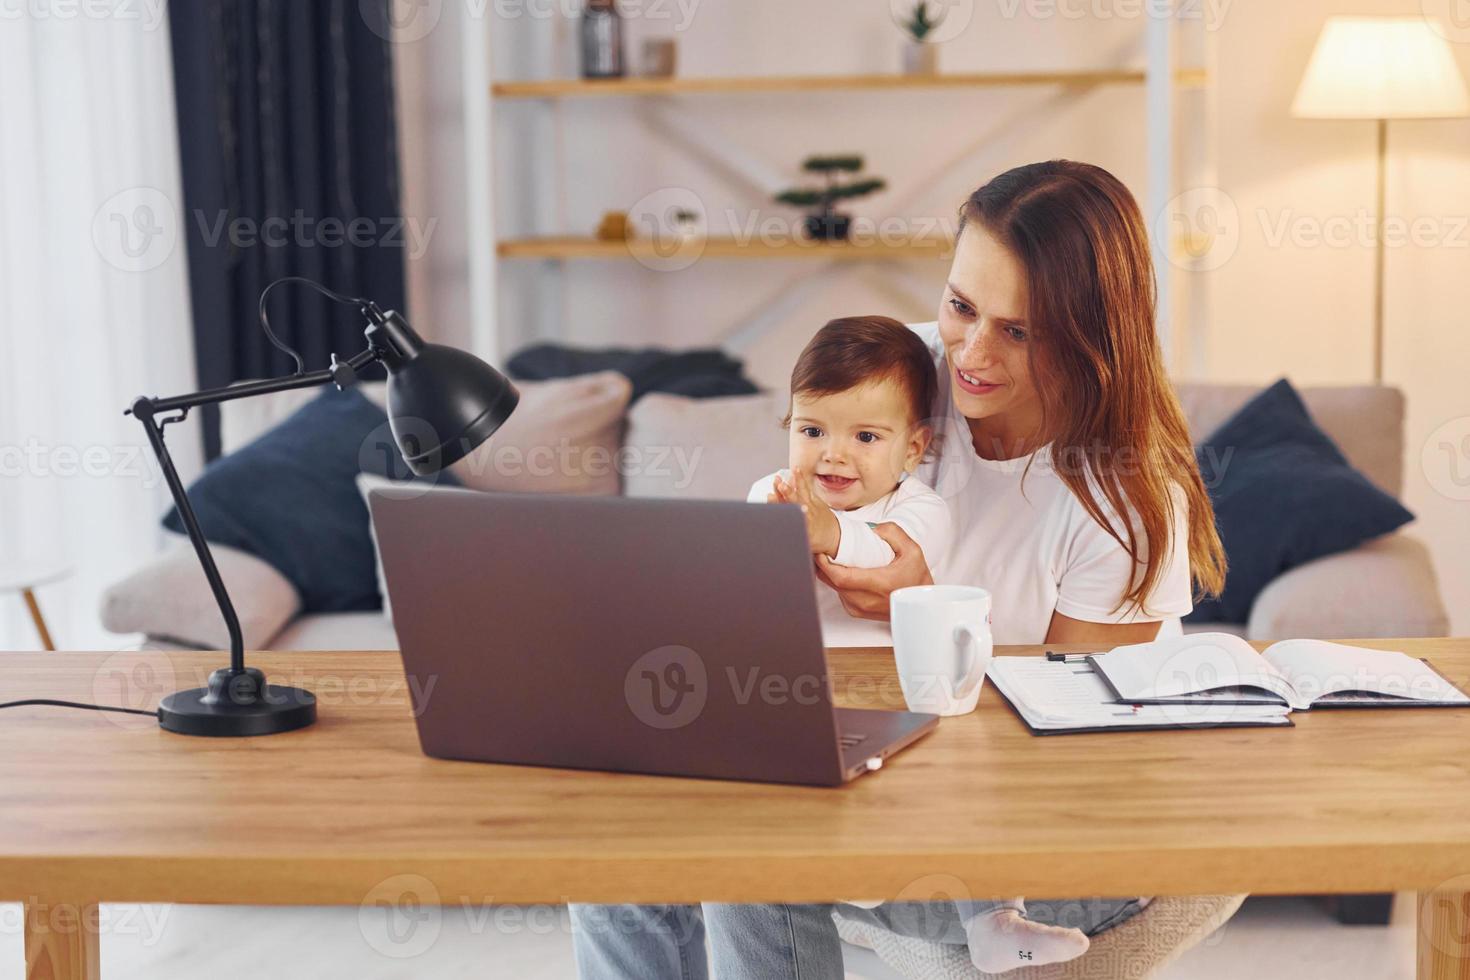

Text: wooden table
xmin=4 ymin=640 xmax=1470 ymax=980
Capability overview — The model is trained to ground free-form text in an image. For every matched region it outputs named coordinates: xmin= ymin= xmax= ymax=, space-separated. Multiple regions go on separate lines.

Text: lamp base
xmin=158 ymin=666 xmax=317 ymax=737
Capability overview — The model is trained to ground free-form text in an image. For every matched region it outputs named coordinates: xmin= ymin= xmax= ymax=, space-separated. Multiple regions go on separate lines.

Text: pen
xmin=1044 ymin=651 xmax=1099 ymax=663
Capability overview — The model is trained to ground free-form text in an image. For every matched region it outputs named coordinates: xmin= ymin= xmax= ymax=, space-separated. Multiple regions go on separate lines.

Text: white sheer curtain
xmin=0 ymin=8 xmax=200 ymax=650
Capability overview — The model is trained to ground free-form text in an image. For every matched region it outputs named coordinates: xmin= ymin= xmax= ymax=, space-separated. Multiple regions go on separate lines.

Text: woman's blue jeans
xmin=568 ymin=898 xmax=1146 ymax=980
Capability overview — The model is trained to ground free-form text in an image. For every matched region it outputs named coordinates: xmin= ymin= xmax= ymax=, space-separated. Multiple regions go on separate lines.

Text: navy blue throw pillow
xmin=163 ymin=387 xmax=456 ymax=613
xmin=1187 ymin=379 xmax=1413 ymax=624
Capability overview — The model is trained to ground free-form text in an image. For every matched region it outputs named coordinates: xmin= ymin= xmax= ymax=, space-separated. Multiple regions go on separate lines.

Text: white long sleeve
xmin=747 ymin=471 xmax=952 ymax=575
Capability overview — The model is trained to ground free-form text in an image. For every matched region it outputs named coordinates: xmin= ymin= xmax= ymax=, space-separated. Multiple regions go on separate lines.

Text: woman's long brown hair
xmin=960 ymin=161 xmax=1226 ymax=611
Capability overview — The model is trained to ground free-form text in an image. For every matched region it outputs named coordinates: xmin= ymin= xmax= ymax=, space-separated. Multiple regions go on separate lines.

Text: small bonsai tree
xmin=775 ymin=155 xmax=887 ymax=241
xmin=901 ymin=1 xmax=945 ymax=42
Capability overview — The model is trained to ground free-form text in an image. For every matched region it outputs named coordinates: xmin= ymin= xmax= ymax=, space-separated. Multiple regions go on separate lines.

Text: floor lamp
xmin=1291 ymin=16 xmax=1469 ymax=383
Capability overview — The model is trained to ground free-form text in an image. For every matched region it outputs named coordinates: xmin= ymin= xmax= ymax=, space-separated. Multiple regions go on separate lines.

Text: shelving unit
xmin=497 ymin=234 xmax=956 ymax=261
xmin=491 ymin=68 xmax=1207 ymax=100
xmin=465 ymin=14 xmax=1217 ymax=367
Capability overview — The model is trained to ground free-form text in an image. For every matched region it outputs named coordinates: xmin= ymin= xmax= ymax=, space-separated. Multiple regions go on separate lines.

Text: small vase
xmin=902 ymin=41 xmax=938 ymax=76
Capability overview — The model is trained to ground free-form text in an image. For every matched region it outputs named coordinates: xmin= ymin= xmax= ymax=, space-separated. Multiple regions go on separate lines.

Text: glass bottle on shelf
xmin=580 ymin=0 xmax=625 ymax=79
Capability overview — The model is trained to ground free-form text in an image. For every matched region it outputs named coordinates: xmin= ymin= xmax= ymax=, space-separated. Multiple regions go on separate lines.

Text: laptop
xmin=368 ymin=488 xmax=939 ymax=786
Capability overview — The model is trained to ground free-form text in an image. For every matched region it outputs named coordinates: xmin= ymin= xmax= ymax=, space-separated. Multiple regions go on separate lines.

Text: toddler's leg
xmin=956 ymin=898 xmax=1089 ymax=974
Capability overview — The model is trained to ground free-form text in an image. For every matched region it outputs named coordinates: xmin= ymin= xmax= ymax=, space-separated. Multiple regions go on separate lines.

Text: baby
xmin=747 ymin=315 xmax=950 ymax=646
xmin=750 ymin=315 xmax=1090 ymax=974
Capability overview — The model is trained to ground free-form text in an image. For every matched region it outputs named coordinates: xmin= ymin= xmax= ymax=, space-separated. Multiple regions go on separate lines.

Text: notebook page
xmin=987 ymin=657 xmax=1292 ymax=730
xmin=1263 ymin=640 xmax=1470 ymax=705
xmin=1093 ymin=633 xmax=1301 ymax=708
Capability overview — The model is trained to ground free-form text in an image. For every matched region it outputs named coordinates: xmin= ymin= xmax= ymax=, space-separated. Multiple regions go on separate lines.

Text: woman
xmin=569 ymin=160 xmax=1227 ymax=980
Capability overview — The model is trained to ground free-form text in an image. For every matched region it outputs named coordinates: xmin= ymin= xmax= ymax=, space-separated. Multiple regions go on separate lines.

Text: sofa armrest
xmin=1247 ymin=533 xmax=1449 ymax=640
xmin=100 ymin=536 xmax=301 ymax=649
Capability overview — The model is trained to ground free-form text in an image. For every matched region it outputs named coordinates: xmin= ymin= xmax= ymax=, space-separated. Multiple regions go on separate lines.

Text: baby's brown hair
xmin=782 ymin=316 xmax=939 ymax=430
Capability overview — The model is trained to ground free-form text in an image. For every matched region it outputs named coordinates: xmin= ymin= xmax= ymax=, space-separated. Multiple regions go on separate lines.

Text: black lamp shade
xmin=370 ymin=311 xmax=520 ymax=476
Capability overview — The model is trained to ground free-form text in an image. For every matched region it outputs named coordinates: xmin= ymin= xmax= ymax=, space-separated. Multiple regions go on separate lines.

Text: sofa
xmin=100 ymin=378 xmax=1449 ymax=652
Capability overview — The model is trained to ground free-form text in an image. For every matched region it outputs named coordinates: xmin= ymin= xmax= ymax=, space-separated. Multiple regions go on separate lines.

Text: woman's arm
xmin=813 ymin=523 xmax=932 ymax=621
xmin=1044 ymin=612 xmax=1163 ymax=646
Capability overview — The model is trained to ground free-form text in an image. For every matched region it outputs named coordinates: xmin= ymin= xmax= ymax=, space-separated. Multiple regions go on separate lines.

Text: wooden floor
xmin=0 ymin=895 xmax=1419 ymax=979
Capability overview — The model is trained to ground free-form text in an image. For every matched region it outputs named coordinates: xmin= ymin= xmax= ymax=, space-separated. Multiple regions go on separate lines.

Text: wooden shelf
xmin=492 ymin=68 xmax=1208 ymax=100
xmin=497 ymin=235 xmax=956 ymax=261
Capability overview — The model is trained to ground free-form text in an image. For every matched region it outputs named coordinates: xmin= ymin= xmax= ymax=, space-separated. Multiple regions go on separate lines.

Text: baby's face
xmin=787 ymin=378 xmax=927 ymax=511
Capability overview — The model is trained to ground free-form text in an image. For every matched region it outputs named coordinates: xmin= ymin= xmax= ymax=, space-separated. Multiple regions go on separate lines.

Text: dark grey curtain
xmin=169 ymin=0 xmax=406 ymax=458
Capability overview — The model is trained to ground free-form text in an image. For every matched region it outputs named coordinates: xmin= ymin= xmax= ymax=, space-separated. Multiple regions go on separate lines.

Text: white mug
xmin=890 ymin=585 xmax=993 ymax=716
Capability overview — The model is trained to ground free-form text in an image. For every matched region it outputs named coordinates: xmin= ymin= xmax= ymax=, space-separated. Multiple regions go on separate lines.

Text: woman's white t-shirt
xmin=909 ymin=322 xmax=1194 ymax=645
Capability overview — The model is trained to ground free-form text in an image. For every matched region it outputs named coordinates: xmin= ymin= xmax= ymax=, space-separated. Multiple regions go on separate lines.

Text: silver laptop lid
xmin=369 ymin=488 xmax=850 ymax=785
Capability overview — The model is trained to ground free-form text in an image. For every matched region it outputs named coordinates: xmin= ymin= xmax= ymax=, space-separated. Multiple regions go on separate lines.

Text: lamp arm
xmin=126 ymin=343 xmax=384 ymax=674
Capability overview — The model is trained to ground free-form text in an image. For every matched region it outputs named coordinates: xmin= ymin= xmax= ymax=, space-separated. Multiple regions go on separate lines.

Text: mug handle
xmin=952 ymin=625 xmax=982 ymax=697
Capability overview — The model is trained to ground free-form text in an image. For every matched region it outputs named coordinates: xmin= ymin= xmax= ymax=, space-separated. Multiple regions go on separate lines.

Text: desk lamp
xmin=127 ymin=276 xmax=518 ymax=737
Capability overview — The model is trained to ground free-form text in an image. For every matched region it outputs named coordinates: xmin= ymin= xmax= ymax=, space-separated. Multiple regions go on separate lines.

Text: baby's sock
xmin=961 ymin=904 xmax=1089 ymax=974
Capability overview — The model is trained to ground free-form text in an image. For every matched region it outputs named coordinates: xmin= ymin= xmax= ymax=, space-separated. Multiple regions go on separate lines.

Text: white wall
xmin=396 ymin=0 xmax=1468 ymax=633
xmin=1206 ymin=0 xmax=1470 ymax=631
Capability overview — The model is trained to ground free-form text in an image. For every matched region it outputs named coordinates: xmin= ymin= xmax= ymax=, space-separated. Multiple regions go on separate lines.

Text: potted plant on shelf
xmin=775 ymin=156 xmax=887 ymax=242
xmin=899 ymin=0 xmax=944 ymax=75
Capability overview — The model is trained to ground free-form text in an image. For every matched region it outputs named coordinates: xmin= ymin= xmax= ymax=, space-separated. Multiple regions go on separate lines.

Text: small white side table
xmin=0 ymin=563 xmax=71 ymax=651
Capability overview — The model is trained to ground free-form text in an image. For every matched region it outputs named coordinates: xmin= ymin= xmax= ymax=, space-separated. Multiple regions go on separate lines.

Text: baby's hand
xmin=773 ymin=467 xmax=841 ymax=559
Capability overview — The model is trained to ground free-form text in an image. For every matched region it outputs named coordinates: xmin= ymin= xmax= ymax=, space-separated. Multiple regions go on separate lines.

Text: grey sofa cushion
xmin=623 ymin=390 xmax=788 ymax=500
xmin=100 ymin=536 xmax=300 ymax=649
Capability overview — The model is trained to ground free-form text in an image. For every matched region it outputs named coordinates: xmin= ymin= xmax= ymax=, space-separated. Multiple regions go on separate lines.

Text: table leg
xmin=23 ymin=900 xmax=100 ymax=980
xmin=1419 ymin=890 xmax=1470 ymax=980
xmin=21 ymin=587 xmax=56 ymax=651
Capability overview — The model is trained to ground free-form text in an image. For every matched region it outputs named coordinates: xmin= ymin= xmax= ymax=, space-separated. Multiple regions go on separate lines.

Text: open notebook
xmin=1089 ymin=633 xmax=1470 ymax=712
xmin=987 ymin=656 xmax=1294 ymax=734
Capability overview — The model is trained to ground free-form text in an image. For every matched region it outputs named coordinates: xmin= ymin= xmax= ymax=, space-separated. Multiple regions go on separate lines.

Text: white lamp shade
xmin=1292 ymin=17 xmax=1470 ymax=119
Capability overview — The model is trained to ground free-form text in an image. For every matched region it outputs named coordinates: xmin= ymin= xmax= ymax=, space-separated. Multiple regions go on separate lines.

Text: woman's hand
xmin=772 ymin=468 xmax=841 ymax=558
xmin=814 ymin=522 xmax=932 ymax=621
